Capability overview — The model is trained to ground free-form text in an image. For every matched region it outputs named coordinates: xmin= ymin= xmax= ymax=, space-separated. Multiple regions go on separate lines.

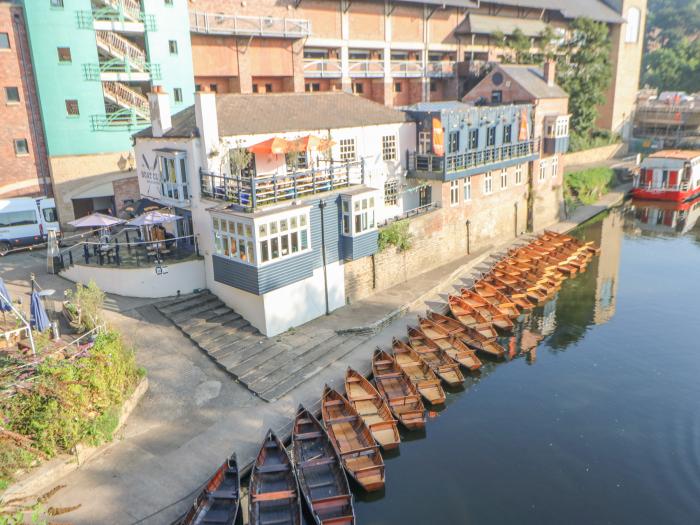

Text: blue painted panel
xmin=309 ymin=195 xmax=343 ymax=266
xmin=544 ymin=137 xmax=570 ymax=154
xmin=348 ymin=230 xmax=379 ymax=260
xmin=213 ymin=254 xmax=260 ymax=295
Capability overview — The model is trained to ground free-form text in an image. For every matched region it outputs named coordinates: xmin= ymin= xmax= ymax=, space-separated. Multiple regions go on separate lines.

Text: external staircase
xmin=95 ymin=30 xmax=147 ymax=71
xmin=156 ymin=291 xmax=370 ymax=402
xmin=94 ymin=0 xmax=142 ymax=22
xmin=103 ymin=81 xmax=149 ymax=117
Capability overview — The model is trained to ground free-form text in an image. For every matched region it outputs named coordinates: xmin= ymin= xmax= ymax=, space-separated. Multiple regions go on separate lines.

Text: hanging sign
xmin=518 ymin=108 xmax=530 ymax=141
xmin=432 ymin=117 xmax=445 ymax=157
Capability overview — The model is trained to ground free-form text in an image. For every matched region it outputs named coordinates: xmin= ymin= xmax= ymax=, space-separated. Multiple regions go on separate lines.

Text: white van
xmin=0 ymin=197 xmax=60 ymax=256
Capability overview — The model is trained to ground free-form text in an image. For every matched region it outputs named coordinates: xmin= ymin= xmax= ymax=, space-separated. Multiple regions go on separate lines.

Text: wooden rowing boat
xmin=181 ymin=455 xmax=240 ymax=525
xmin=485 ymin=272 xmax=549 ymax=304
xmin=426 ymin=312 xmax=506 ymax=359
xmin=459 ymin=289 xmax=514 ymax=331
xmin=344 ymin=368 xmax=400 ymax=450
xmin=417 ymin=316 xmax=482 ymax=371
xmin=447 ymin=295 xmax=499 ymax=339
xmin=389 ymin=339 xmax=446 ymax=404
xmin=292 ymin=406 xmax=355 ymax=525
xmin=249 ymin=430 xmax=302 ymax=525
xmin=372 ymin=350 xmax=426 ymax=430
xmin=403 ymin=331 xmax=464 ymax=386
xmin=474 ymin=279 xmax=533 ymax=312
xmin=321 ymin=386 xmax=385 ymax=492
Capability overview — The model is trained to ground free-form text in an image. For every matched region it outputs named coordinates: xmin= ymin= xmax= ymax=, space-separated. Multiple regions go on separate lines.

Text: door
xmin=419 ymin=185 xmax=432 ymax=207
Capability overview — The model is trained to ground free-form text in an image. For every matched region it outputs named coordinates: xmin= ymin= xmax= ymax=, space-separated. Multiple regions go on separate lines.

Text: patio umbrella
xmin=68 ymin=212 xmax=125 ymax=228
xmin=30 ymin=291 xmax=50 ymax=333
xmin=0 ymin=278 xmax=11 ymax=313
xmin=127 ymin=211 xmax=183 ymax=226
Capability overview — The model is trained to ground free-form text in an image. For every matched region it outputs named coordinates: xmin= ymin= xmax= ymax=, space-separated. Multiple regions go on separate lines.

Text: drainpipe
xmin=319 ymin=200 xmax=330 ymax=315
xmin=465 ymin=219 xmax=471 ymax=254
xmin=514 ymin=202 xmax=518 ymax=237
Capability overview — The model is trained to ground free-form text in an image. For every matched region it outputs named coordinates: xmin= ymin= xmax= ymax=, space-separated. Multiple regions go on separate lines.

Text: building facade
xmin=133 ymin=90 xmax=415 ymax=335
xmin=188 ymin=0 xmax=644 ymax=135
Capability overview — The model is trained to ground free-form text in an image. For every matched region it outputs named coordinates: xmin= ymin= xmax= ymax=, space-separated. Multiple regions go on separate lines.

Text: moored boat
xmin=249 ymin=430 xmax=302 ymax=525
xmin=417 ymin=316 xmax=482 ymax=371
xmin=459 ymin=289 xmax=514 ymax=331
xmin=403 ymin=331 xmax=464 ymax=386
xmin=292 ymin=406 xmax=355 ymax=525
xmin=321 ymin=386 xmax=385 ymax=492
xmin=344 ymin=368 xmax=400 ymax=450
xmin=372 ymin=349 xmax=426 ymax=430
xmin=473 ymin=280 xmax=525 ymax=315
xmin=180 ymin=455 xmax=240 ymax=525
xmin=390 ymin=339 xmax=446 ymax=404
xmin=426 ymin=312 xmax=506 ymax=359
xmin=448 ymin=295 xmax=499 ymax=339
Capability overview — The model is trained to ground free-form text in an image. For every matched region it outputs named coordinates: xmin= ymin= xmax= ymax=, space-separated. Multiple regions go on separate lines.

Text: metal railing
xmin=90 ymin=108 xmax=150 ymax=131
xmin=200 ymin=161 xmax=364 ymax=210
xmin=76 ymin=9 xmax=156 ymax=31
xmin=378 ymin=202 xmax=440 ymax=227
xmin=426 ymin=60 xmax=456 ymax=77
xmin=390 ymin=60 xmax=423 ymax=78
xmin=95 ymin=0 xmax=142 ymax=21
xmin=83 ymin=60 xmax=161 ymax=81
xmin=303 ymin=59 xmax=342 ymax=78
xmin=103 ymin=81 xmax=149 ymax=117
xmin=409 ymin=139 xmax=540 ymax=176
xmin=633 ymin=180 xmax=691 ymax=192
xmin=189 ymin=11 xmax=311 ymax=37
xmin=96 ymin=30 xmax=147 ymax=67
xmin=348 ymin=59 xmax=384 ymax=78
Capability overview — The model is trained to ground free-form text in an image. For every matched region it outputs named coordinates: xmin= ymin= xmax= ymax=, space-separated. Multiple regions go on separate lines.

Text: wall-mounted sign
xmin=139 ymin=153 xmax=162 ymax=199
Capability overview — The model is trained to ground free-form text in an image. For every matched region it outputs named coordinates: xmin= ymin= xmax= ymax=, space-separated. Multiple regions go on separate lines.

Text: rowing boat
xmin=426 ymin=312 xmax=506 ymax=359
xmin=459 ymin=289 xmax=514 ymax=331
xmin=389 ymin=339 xmax=446 ymax=404
xmin=372 ymin=349 xmax=426 ymax=430
xmin=344 ymin=368 xmax=400 ymax=450
xmin=403 ymin=331 xmax=464 ymax=386
xmin=448 ymin=295 xmax=499 ymax=339
xmin=292 ymin=406 xmax=355 ymax=525
xmin=249 ymin=430 xmax=302 ymax=525
xmin=485 ymin=272 xmax=549 ymax=304
xmin=321 ymin=386 xmax=385 ymax=492
xmin=417 ymin=316 xmax=482 ymax=371
xmin=180 ymin=455 xmax=240 ymax=525
xmin=472 ymin=280 xmax=524 ymax=315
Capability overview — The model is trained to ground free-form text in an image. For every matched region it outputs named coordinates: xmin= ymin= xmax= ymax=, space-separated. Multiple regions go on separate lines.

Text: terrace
xmin=189 ymin=11 xmax=311 ymax=38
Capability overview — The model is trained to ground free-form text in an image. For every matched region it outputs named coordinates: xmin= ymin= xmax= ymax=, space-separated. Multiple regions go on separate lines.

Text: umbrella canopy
xmin=248 ymin=137 xmax=289 ymax=155
xmin=0 ymin=278 xmax=12 ymax=312
xmin=30 ymin=291 xmax=50 ymax=332
xmin=69 ymin=212 xmax=125 ymax=228
xmin=127 ymin=211 xmax=183 ymax=226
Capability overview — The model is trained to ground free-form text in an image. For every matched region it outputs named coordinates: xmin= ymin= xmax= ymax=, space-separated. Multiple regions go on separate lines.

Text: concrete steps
xmin=156 ymin=290 xmax=370 ymax=401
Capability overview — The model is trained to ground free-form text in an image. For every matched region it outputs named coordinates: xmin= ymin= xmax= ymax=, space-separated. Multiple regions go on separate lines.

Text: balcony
xmin=189 ymin=11 xmax=311 ymax=38
xmin=200 ymin=161 xmax=364 ymax=210
xmin=408 ymin=140 xmax=540 ymax=181
xmin=76 ymin=9 xmax=156 ymax=32
xmin=303 ymin=59 xmax=342 ymax=78
xmin=348 ymin=59 xmax=384 ymax=78
xmin=390 ymin=60 xmax=423 ymax=78
xmin=83 ymin=60 xmax=161 ymax=82
xmin=90 ymin=109 xmax=150 ymax=132
xmin=426 ymin=61 xmax=456 ymax=78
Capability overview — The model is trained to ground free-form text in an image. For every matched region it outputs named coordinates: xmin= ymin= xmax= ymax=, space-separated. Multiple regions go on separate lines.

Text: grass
xmin=564 ymin=167 xmax=616 ymax=209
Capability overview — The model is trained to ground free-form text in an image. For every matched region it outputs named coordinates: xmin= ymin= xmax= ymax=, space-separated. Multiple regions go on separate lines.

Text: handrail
xmin=96 ymin=0 xmax=142 ymax=21
xmin=95 ymin=30 xmax=147 ymax=68
xmin=390 ymin=60 xmax=423 ymax=77
xmin=348 ymin=59 xmax=384 ymax=77
xmin=303 ymin=59 xmax=342 ymax=78
xmin=189 ymin=11 xmax=311 ymax=37
xmin=103 ymin=81 xmax=149 ymax=116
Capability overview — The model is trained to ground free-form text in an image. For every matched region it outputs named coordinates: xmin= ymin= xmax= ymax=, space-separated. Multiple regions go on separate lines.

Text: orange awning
xmin=247 ymin=137 xmax=288 ymax=155
xmin=248 ymin=135 xmax=336 ymax=155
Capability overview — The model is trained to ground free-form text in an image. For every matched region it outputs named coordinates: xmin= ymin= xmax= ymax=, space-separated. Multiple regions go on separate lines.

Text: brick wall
xmin=0 ymin=3 xmax=49 ymax=198
xmin=112 ymin=176 xmax=140 ymax=215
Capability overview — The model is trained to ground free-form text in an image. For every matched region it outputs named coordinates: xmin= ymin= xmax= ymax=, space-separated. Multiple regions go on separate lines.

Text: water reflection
xmin=626 ymin=196 xmax=700 ymax=237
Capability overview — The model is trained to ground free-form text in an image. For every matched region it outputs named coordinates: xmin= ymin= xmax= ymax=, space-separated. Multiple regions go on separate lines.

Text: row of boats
xmin=179 ymin=230 xmax=599 ymax=525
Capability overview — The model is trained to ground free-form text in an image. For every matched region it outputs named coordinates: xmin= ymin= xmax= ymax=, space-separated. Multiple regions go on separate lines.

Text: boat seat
xmin=324 ymin=400 xmax=345 ymax=406
xmin=300 ymin=457 xmax=335 ymax=468
xmin=327 ymin=415 xmax=359 ymax=424
xmin=311 ymin=494 xmax=351 ymax=507
xmin=349 ymin=394 xmax=375 ymax=401
xmin=295 ymin=418 xmax=313 ymax=425
xmin=307 ymin=479 xmax=336 ymax=489
xmin=252 ymin=490 xmax=296 ymax=502
xmin=374 ymin=359 xmax=393 ymax=365
xmin=257 ymin=464 xmax=289 ymax=473
xmin=295 ymin=431 xmax=323 ymax=440
xmin=376 ymin=372 xmax=402 ymax=379
xmin=209 ymin=490 xmax=238 ymax=500
xmin=341 ymin=445 xmax=376 ymax=456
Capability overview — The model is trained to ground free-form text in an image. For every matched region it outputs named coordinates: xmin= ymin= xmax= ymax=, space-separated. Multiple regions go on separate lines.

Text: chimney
xmin=195 ymin=85 xmax=219 ymax=165
xmin=148 ymin=85 xmax=171 ymax=137
xmin=544 ymin=60 xmax=556 ymax=87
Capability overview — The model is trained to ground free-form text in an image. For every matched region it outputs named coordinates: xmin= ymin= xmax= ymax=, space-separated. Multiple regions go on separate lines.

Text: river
xmin=352 ymin=198 xmax=700 ymax=524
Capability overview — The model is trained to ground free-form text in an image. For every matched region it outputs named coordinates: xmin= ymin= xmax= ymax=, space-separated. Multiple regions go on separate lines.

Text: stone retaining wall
xmin=562 ymin=143 xmax=628 ymax=168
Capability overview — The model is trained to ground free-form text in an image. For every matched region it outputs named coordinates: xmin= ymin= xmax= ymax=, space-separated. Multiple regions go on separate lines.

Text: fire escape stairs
xmin=103 ymin=81 xmax=149 ymax=118
xmin=94 ymin=0 xmax=142 ymax=22
xmin=95 ymin=30 xmax=147 ymax=72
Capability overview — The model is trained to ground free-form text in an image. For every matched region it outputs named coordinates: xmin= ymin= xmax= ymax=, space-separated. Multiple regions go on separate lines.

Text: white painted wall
xmin=61 ymin=259 xmax=206 ymax=298
xmin=207 ymin=273 xmax=267 ymax=335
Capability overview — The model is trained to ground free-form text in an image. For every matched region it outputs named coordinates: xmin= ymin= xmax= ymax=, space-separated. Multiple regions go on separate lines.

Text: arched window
xmin=625 ymin=7 xmax=641 ymax=43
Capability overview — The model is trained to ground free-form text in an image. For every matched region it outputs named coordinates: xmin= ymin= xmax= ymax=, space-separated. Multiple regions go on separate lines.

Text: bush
xmin=378 ymin=220 xmax=412 ymax=252
xmin=569 ymin=129 xmax=620 ymax=153
xmin=565 ymin=167 xmax=615 ymax=206
xmin=63 ymin=281 xmax=105 ymax=333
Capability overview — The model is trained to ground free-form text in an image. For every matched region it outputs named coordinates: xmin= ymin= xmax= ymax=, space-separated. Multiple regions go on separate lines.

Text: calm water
xmin=353 ymin=199 xmax=700 ymax=525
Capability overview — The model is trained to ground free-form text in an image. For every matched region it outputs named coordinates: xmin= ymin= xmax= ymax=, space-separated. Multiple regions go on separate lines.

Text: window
xmin=265 ymin=83 xmax=273 ymax=93
xmin=50 ymin=0 xmax=64 ymax=6
xmin=491 ymin=90 xmax=502 ymax=104
xmin=4 ymin=87 xmax=20 ymax=103
xmin=382 ymin=135 xmax=397 ymax=161
xmin=305 ymin=82 xmax=320 ymax=92
xmin=342 ymin=200 xmax=351 ymax=235
xmin=209 ymin=83 xmax=218 ymax=93
xmin=469 ymin=129 xmax=479 ymax=149
xmin=551 ymin=156 xmax=559 ymax=178
xmin=57 ymin=47 xmax=71 ymax=63
xmin=250 ymin=212 xmax=310 ymax=265
xmin=174 ymin=88 xmax=183 ymax=103
xmin=168 ymin=40 xmax=178 ymax=55
xmin=448 ymin=131 xmax=459 ymax=154
xmin=14 ymin=139 xmax=28 ymax=155
xmin=339 ymin=138 xmax=356 ymax=162
xmin=500 ymin=169 xmax=508 ymax=190
xmin=353 ymin=82 xmax=364 ymax=94
xmin=0 ymin=33 xmax=9 ymax=50
xmin=213 ymin=217 xmax=253 ymax=264
xmin=65 ymin=99 xmax=79 ymax=116
xmin=384 ymin=179 xmax=398 ymax=206
xmin=159 ymin=153 xmax=189 ymax=201
xmin=515 ymin=164 xmax=523 ymax=185
xmin=252 ymin=84 xmax=259 ymax=93
xmin=418 ymin=131 xmax=431 ymax=154
xmin=349 ymin=196 xmax=375 ymax=235
xmin=450 ymin=180 xmax=459 ymax=206
xmin=625 ymin=7 xmax=641 ymax=43
xmin=502 ymin=124 xmax=512 ymax=144
xmin=165 ymin=0 xmax=173 ymax=5
xmin=394 ymin=82 xmax=402 ymax=93
xmin=484 ymin=172 xmax=493 ymax=195
xmin=487 ymin=126 xmax=496 ymax=147
xmin=0 ymin=210 xmax=37 ymax=227
xmin=464 ymin=177 xmax=471 ymax=202
xmin=42 ymin=207 xmax=58 ymax=223
xmin=539 ymin=160 xmax=547 ymax=181
xmin=430 ymin=80 xmax=437 ymax=92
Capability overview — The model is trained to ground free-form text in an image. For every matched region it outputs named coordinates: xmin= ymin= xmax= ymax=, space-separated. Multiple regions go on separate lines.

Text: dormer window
xmin=341 ymin=190 xmax=379 ymax=237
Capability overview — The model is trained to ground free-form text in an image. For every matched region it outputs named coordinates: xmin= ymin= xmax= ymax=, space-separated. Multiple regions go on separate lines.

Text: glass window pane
xmin=281 ymin=235 xmax=289 ymax=256
xmin=291 ymin=232 xmax=299 ymax=252
xmin=300 ymin=214 xmax=307 ymax=227
xmin=290 ymin=216 xmax=298 ymax=229
xmin=301 ymin=230 xmax=308 ymax=250
xmin=247 ymin=241 xmax=255 ymax=264
xmin=355 ymin=214 xmax=361 ymax=233
xmin=222 ymin=237 xmax=230 ymax=257
xmin=245 ymin=224 xmax=252 ymax=238
xmin=343 ymin=215 xmax=350 ymax=235
xmin=280 ymin=219 xmax=288 ymax=232
xmin=369 ymin=197 xmax=374 ymax=208
xmin=215 ymin=235 xmax=222 ymax=254
xmin=230 ymin=238 xmax=238 ymax=258
xmin=213 ymin=217 xmax=219 ymax=230
xmin=362 ymin=199 xmax=367 ymax=210
xmin=237 ymin=222 xmax=244 ymax=236
xmin=259 ymin=224 xmax=267 ymax=237
xmin=261 ymin=240 xmax=269 ymax=262
xmin=239 ymin=240 xmax=246 ymax=261
xmin=271 ymin=238 xmax=279 ymax=259
xmin=270 ymin=221 xmax=278 ymax=234
xmin=342 ymin=200 xmax=349 ymax=213
xmin=354 ymin=201 xmax=360 ymax=212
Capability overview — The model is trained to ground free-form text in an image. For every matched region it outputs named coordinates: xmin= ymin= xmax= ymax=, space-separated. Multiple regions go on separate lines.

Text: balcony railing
xmin=348 ymin=59 xmax=384 ymax=78
xmin=633 ymin=180 xmax=691 ymax=192
xmin=303 ymin=59 xmax=342 ymax=78
xmin=408 ymin=140 xmax=540 ymax=178
xmin=189 ymin=11 xmax=311 ymax=37
xmin=83 ymin=60 xmax=161 ymax=81
xmin=200 ymin=161 xmax=364 ymax=210
xmin=90 ymin=109 xmax=150 ymax=131
xmin=76 ymin=9 xmax=156 ymax=31
xmin=390 ymin=60 xmax=423 ymax=78
xmin=426 ymin=61 xmax=456 ymax=78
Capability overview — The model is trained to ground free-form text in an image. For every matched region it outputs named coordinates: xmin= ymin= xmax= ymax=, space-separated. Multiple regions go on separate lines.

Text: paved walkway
xmin=0 ymin=186 xmax=630 ymax=524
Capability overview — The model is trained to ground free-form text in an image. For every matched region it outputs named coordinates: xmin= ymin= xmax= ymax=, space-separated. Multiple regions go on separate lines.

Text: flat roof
xmin=456 ymin=13 xmax=548 ymax=37
xmin=649 ymin=150 xmax=700 ymax=160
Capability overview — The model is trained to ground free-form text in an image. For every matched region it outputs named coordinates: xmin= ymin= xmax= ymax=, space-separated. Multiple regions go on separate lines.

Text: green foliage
xmin=0 ymin=330 xmax=141 ymax=480
xmin=565 ymin=167 xmax=615 ymax=205
xmin=63 ymin=281 xmax=105 ymax=333
xmin=378 ymin=220 xmax=412 ymax=252
xmin=569 ymin=128 xmax=620 ymax=152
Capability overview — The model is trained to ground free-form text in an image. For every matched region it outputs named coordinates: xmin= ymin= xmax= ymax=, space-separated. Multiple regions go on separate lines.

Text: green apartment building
xmin=21 ymin=0 xmax=194 ymax=223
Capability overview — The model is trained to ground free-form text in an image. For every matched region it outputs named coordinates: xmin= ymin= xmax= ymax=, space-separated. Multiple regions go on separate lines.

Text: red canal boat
xmin=633 ymin=150 xmax=700 ymax=202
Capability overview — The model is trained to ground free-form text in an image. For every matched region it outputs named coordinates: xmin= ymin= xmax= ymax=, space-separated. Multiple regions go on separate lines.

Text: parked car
xmin=0 ymin=197 xmax=60 ymax=256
